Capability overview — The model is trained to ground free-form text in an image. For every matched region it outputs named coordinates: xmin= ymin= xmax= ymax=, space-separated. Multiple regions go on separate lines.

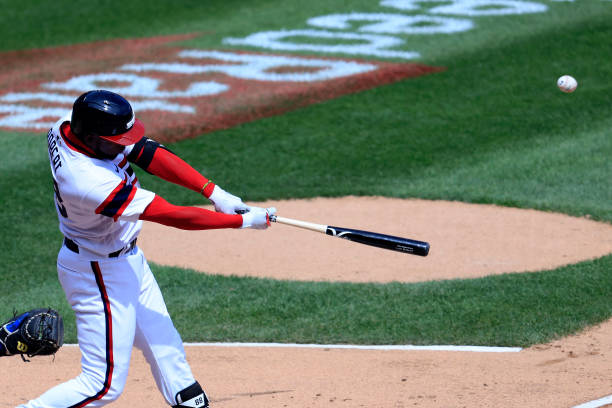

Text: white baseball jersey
xmin=47 ymin=115 xmax=155 ymax=257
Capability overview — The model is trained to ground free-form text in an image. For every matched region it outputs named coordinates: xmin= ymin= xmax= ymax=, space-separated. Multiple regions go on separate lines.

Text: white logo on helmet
xmin=126 ymin=113 xmax=135 ymax=130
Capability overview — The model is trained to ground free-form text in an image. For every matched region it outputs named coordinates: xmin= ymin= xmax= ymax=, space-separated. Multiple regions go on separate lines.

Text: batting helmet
xmin=70 ymin=90 xmax=145 ymax=146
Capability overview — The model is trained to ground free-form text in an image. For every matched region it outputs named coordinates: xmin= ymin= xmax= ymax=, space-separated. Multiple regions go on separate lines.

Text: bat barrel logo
xmin=395 ymin=244 xmax=414 ymax=253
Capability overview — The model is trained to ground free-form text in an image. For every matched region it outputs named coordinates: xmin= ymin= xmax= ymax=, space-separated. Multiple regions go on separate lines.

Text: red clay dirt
xmin=3 ymin=197 xmax=612 ymax=408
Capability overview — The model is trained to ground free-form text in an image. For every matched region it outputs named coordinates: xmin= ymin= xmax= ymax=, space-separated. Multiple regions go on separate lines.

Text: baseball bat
xmin=269 ymin=215 xmax=430 ymax=256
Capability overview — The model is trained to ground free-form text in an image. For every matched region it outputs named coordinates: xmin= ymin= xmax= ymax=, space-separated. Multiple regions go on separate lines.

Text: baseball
xmin=557 ymin=75 xmax=577 ymax=93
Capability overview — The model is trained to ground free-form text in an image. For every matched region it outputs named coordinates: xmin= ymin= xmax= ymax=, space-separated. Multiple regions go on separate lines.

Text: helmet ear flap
xmin=69 ymin=105 xmax=86 ymax=138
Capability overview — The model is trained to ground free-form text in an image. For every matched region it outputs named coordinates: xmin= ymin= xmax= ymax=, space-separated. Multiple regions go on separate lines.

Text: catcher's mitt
xmin=0 ymin=308 xmax=64 ymax=361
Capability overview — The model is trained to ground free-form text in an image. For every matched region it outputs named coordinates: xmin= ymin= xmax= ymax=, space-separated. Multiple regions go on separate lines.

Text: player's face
xmin=96 ymin=138 xmax=124 ymax=159
xmin=83 ymin=134 xmax=124 ymax=159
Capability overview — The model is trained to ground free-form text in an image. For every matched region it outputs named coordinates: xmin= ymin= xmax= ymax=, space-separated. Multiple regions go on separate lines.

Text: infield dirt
xmin=3 ymin=197 xmax=612 ymax=408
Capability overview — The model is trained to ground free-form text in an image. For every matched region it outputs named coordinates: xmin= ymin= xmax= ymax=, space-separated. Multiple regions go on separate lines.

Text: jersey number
xmin=52 ymin=178 xmax=68 ymax=218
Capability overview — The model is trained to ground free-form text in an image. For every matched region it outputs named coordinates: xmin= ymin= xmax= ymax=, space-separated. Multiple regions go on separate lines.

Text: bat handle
xmin=270 ymin=215 xmax=328 ymax=233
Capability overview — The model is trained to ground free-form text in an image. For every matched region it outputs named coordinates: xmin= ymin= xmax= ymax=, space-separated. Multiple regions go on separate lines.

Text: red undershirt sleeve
xmin=140 ymin=195 xmax=242 ymax=230
xmin=146 ymin=147 xmax=216 ymax=197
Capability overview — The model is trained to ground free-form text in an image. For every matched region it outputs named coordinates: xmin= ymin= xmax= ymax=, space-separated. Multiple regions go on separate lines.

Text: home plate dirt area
xmin=3 ymin=197 xmax=612 ymax=408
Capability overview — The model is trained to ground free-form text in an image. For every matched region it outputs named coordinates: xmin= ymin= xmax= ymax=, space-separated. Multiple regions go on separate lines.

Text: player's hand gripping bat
xmin=269 ymin=214 xmax=430 ymax=256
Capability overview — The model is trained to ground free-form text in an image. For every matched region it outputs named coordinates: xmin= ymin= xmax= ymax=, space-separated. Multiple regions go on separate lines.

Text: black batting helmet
xmin=70 ymin=90 xmax=144 ymax=146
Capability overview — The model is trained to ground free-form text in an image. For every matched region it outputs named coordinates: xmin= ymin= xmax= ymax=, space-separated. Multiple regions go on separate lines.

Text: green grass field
xmin=1 ymin=0 xmax=611 ymax=346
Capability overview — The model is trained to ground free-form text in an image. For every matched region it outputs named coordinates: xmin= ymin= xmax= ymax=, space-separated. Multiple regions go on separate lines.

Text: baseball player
xmin=22 ymin=89 xmax=274 ymax=408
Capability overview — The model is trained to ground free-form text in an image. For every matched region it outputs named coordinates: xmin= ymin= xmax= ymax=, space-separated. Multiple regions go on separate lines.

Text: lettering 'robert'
xmin=47 ymin=130 xmax=62 ymax=171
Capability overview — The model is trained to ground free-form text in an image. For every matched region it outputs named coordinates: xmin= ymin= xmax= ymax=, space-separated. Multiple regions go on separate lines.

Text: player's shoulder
xmin=65 ymin=155 xmax=122 ymax=182
xmin=57 ymin=161 xmax=126 ymax=205
xmin=55 ymin=148 xmax=124 ymax=191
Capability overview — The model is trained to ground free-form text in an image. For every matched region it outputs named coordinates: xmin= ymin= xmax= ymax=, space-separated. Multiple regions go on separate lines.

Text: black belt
xmin=64 ymin=237 xmax=137 ymax=258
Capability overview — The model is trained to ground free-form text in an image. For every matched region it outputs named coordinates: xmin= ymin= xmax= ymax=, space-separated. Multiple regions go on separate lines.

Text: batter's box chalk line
xmin=572 ymin=394 xmax=612 ymax=408
xmin=189 ymin=342 xmax=522 ymax=352
xmin=64 ymin=342 xmax=521 ymax=352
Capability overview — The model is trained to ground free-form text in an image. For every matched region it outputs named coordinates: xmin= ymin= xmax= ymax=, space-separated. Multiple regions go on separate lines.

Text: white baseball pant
xmin=18 ymin=245 xmax=197 ymax=407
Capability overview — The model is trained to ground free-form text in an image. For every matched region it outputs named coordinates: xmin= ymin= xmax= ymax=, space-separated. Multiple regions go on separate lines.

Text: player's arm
xmin=126 ymin=137 xmax=249 ymax=214
xmin=87 ymin=170 xmax=274 ymax=229
xmin=140 ymin=195 xmax=274 ymax=230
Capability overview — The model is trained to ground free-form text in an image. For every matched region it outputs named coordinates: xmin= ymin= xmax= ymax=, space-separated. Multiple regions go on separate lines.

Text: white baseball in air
xmin=557 ymin=75 xmax=578 ymax=93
